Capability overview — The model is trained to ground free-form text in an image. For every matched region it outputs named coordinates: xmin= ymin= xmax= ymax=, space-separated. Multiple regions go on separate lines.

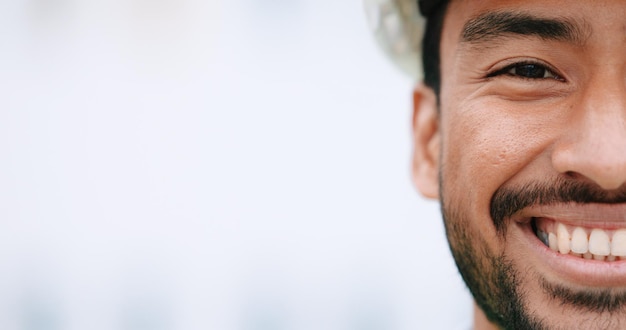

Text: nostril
xmin=561 ymin=171 xmax=587 ymax=182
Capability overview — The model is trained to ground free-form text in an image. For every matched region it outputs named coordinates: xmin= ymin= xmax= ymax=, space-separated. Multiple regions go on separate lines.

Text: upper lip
xmin=513 ymin=203 xmax=626 ymax=228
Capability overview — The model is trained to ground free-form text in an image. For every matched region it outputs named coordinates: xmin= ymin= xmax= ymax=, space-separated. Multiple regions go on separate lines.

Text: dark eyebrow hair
xmin=461 ymin=11 xmax=589 ymax=45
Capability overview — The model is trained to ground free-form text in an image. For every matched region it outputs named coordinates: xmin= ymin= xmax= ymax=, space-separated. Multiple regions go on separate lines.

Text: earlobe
xmin=411 ymin=84 xmax=440 ymax=199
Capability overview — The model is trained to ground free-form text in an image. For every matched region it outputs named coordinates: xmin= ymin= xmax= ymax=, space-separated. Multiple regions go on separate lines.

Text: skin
xmin=412 ymin=0 xmax=626 ymax=329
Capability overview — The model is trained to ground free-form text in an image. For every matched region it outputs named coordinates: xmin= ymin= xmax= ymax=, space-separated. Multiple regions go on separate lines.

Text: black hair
xmin=421 ymin=1 xmax=449 ymax=99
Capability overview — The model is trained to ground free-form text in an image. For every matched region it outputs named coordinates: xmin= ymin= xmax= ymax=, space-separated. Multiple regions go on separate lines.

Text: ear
xmin=411 ymin=84 xmax=440 ymax=199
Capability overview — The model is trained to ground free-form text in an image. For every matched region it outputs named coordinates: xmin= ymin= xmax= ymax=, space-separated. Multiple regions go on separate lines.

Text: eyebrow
xmin=461 ymin=11 xmax=589 ymax=45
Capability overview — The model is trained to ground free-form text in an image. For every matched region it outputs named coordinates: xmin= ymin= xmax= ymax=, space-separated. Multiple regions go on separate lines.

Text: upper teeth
xmin=537 ymin=222 xmax=626 ymax=261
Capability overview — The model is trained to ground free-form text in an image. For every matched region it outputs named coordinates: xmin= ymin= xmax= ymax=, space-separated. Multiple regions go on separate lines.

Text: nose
xmin=551 ymin=77 xmax=626 ymax=190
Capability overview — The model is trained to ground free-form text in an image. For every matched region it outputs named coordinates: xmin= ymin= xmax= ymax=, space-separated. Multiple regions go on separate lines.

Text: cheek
xmin=440 ymin=101 xmax=554 ymax=236
xmin=444 ymin=99 xmax=553 ymax=178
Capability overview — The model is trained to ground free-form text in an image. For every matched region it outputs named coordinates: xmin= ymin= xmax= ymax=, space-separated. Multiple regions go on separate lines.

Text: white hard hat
xmin=363 ymin=0 xmax=442 ymax=81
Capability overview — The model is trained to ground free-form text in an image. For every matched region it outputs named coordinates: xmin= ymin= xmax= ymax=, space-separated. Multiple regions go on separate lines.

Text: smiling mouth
xmin=533 ymin=218 xmax=626 ymax=261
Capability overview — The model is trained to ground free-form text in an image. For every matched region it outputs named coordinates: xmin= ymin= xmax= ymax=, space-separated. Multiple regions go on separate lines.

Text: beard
xmin=441 ymin=175 xmax=626 ymax=330
xmin=442 ymin=197 xmax=546 ymax=329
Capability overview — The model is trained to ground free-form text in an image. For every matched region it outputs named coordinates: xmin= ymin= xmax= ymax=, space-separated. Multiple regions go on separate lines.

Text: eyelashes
xmin=486 ymin=60 xmax=565 ymax=82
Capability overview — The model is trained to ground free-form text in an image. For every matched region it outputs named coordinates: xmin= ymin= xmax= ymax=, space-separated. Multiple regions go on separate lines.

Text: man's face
xmin=414 ymin=0 xmax=626 ymax=328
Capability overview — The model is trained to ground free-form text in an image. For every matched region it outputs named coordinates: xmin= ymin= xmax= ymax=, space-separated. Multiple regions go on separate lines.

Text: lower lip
xmin=519 ymin=220 xmax=626 ymax=287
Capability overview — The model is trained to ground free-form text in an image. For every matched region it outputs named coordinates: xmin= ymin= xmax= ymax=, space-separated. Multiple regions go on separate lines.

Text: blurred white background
xmin=0 ymin=0 xmax=471 ymax=329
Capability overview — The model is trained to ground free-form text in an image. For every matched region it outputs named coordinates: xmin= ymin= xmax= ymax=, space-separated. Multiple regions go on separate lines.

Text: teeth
xmin=538 ymin=221 xmax=626 ymax=262
xmin=589 ymin=229 xmax=611 ymax=256
xmin=612 ymin=229 xmax=626 ymax=256
xmin=557 ymin=223 xmax=571 ymax=254
xmin=548 ymin=232 xmax=558 ymax=250
xmin=570 ymin=227 xmax=588 ymax=253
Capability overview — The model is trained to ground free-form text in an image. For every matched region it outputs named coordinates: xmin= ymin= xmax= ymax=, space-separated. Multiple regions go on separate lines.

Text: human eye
xmin=487 ymin=61 xmax=565 ymax=81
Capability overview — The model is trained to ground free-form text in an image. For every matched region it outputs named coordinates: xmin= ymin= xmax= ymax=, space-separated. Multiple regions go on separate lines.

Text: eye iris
xmin=515 ymin=64 xmax=546 ymax=78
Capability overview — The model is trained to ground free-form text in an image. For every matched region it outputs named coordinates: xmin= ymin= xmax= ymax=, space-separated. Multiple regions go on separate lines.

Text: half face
xmin=413 ymin=0 xmax=626 ymax=329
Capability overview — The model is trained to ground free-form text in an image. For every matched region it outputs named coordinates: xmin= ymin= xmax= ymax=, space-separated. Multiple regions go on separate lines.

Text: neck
xmin=473 ymin=302 xmax=499 ymax=330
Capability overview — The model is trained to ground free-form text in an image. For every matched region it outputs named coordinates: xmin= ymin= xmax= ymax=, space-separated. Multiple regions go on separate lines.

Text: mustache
xmin=490 ymin=177 xmax=626 ymax=234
